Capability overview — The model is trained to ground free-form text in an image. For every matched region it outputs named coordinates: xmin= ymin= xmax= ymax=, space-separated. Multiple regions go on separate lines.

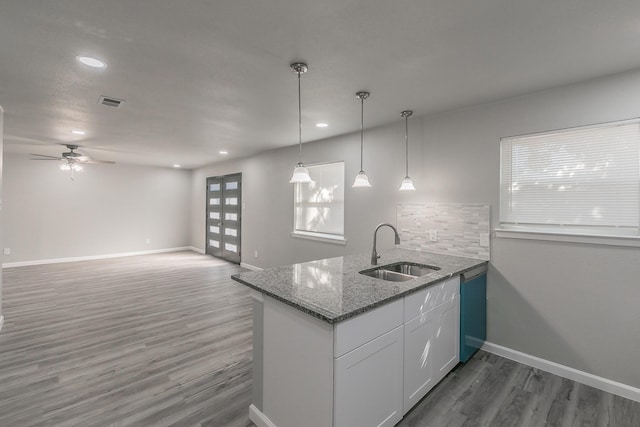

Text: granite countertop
xmin=231 ymin=248 xmax=487 ymax=324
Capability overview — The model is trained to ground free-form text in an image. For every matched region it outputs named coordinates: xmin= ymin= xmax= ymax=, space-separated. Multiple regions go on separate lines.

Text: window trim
xmin=494 ymin=228 xmax=640 ymax=248
xmin=290 ymin=230 xmax=347 ymax=245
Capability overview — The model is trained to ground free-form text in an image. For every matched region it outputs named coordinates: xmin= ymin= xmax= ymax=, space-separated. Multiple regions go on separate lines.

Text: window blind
xmin=500 ymin=119 xmax=640 ymax=236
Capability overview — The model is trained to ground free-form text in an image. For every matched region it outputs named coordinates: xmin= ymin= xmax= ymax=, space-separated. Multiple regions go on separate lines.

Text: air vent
xmin=97 ymin=95 xmax=124 ymax=108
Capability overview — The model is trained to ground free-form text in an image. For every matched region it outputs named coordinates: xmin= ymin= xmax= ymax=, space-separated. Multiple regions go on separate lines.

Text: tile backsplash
xmin=397 ymin=203 xmax=490 ymax=260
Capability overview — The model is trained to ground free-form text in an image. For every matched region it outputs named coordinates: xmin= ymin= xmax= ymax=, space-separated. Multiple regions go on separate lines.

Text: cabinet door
xmin=432 ymin=295 xmax=460 ymax=385
xmin=334 ymin=326 xmax=403 ymax=427
xmin=403 ymin=308 xmax=437 ymax=414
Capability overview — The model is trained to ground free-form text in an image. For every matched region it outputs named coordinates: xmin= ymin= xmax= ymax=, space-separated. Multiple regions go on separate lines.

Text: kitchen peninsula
xmin=232 ymin=248 xmax=487 ymax=427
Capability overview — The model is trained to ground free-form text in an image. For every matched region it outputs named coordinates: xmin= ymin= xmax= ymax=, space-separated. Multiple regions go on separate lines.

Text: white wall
xmin=422 ymin=70 xmax=640 ymax=390
xmin=0 ymin=107 xmax=4 ymax=322
xmin=3 ymin=153 xmax=191 ymax=263
xmin=191 ymin=68 xmax=640 ymax=389
xmin=191 ymin=119 xmax=422 ymax=267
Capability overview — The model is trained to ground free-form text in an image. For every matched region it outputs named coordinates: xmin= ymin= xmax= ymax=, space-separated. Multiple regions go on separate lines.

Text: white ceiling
xmin=2 ymin=1 xmax=640 ymax=169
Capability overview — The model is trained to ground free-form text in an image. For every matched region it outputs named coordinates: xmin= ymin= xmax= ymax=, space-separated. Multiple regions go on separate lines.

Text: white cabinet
xmin=334 ymin=326 xmax=404 ymax=427
xmin=403 ymin=308 xmax=436 ymax=413
xmin=334 ymin=299 xmax=404 ymax=427
xmin=432 ymin=295 xmax=460 ymax=384
xmin=253 ymin=277 xmax=460 ymax=427
xmin=402 ymin=276 xmax=460 ymax=414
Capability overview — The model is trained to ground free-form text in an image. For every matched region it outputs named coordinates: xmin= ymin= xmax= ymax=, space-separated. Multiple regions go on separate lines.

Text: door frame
xmin=205 ymin=173 xmax=242 ymax=264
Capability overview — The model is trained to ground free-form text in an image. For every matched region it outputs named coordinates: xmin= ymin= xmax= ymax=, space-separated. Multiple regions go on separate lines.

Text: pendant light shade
xmin=399 ymin=177 xmax=416 ymax=191
xmin=352 ymin=91 xmax=372 ymax=188
xmin=289 ymin=62 xmax=312 ymax=184
xmin=399 ymin=110 xmax=416 ymax=191
xmin=353 ymin=171 xmax=371 ymax=187
xmin=290 ymin=163 xmax=312 ymax=183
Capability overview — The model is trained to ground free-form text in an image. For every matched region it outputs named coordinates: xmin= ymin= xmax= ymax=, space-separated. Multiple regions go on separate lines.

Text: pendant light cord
xmin=354 ymin=91 xmax=370 ymax=174
xmin=405 ymin=115 xmax=409 ymax=177
xmin=360 ymin=96 xmax=364 ymax=172
xmin=297 ymin=70 xmax=302 ymax=165
xmin=401 ymin=110 xmax=413 ymax=178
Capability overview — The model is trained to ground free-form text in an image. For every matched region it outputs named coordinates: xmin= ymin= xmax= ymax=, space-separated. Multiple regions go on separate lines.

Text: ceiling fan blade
xmin=30 ymin=153 xmax=64 ymax=160
xmin=84 ymin=159 xmax=116 ymax=164
xmin=7 ymin=135 xmax=55 ymax=146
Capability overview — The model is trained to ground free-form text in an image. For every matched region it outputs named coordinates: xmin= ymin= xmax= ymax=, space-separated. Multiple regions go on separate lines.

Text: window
xmin=293 ymin=161 xmax=346 ymax=243
xmin=500 ymin=119 xmax=640 ymax=237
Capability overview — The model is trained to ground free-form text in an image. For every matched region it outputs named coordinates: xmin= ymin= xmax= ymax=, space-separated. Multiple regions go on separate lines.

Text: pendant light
xmin=399 ymin=110 xmax=416 ymax=191
xmin=352 ymin=91 xmax=372 ymax=188
xmin=289 ymin=62 xmax=312 ymax=184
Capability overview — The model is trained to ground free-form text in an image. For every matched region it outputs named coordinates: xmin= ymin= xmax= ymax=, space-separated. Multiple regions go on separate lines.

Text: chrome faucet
xmin=371 ymin=223 xmax=401 ymax=265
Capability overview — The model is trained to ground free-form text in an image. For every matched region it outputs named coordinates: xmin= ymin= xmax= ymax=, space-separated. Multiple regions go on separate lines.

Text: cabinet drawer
xmin=404 ymin=276 xmax=460 ymax=322
xmin=334 ymin=298 xmax=403 ymax=357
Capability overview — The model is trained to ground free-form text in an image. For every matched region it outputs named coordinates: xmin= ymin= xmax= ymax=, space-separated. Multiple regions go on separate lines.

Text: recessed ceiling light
xmin=71 ymin=129 xmax=86 ymax=135
xmin=76 ymin=56 xmax=106 ymax=68
xmin=173 ymin=164 xmax=181 ymax=168
xmin=219 ymin=150 xmax=228 ymax=155
xmin=316 ymin=122 xmax=329 ymax=128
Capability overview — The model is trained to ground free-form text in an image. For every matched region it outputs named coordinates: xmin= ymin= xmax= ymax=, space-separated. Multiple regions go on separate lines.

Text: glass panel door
xmin=206 ymin=177 xmax=223 ymax=259
xmin=206 ymin=173 xmax=242 ymax=264
xmin=221 ymin=174 xmax=241 ymax=264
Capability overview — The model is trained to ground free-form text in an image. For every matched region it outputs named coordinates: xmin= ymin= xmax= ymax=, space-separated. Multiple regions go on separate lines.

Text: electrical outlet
xmin=3 ymin=248 xmax=10 ymax=255
xmin=429 ymin=230 xmax=438 ymax=242
xmin=480 ymin=233 xmax=490 ymax=247
xmin=254 ymin=250 xmax=258 ymax=258
xmin=145 ymin=238 xmax=151 ymax=244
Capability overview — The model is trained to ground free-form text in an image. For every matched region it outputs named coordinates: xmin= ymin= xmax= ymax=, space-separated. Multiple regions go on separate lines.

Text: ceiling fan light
xmin=352 ymin=170 xmax=371 ymax=187
xmin=60 ymin=162 xmax=83 ymax=172
xmin=290 ymin=164 xmax=313 ymax=183
xmin=399 ymin=177 xmax=416 ymax=191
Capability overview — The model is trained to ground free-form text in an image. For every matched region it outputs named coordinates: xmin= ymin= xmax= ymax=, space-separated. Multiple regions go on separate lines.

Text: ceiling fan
xmin=30 ymin=144 xmax=115 ymax=178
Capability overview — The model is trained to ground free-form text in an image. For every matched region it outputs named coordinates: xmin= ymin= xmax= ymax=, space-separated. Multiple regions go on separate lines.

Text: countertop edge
xmin=232 ymin=274 xmax=335 ymax=323
xmin=232 ymin=259 xmax=488 ymax=324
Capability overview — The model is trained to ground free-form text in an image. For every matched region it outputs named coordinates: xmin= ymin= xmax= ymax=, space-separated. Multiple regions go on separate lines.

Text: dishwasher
xmin=459 ymin=265 xmax=487 ymax=363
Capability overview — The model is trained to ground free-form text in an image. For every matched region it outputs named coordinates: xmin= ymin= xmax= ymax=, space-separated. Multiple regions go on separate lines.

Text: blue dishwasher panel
xmin=460 ymin=272 xmax=486 ymax=363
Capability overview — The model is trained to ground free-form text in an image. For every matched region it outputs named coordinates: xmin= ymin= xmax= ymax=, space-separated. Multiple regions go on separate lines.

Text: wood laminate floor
xmin=1 ymin=251 xmax=638 ymax=426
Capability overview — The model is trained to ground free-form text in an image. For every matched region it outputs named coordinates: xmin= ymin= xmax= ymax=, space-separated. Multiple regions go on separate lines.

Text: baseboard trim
xmin=241 ymin=262 xmax=263 ymax=271
xmin=0 ymin=315 xmax=4 ymax=332
xmin=189 ymin=246 xmax=206 ymax=254
xmin=481 ymin=341 xmax=640 ymax=403
xmin=2 ymin=247 xmax=195 ymax=268
xmin=249 ymin=404 xmax=277 ymax=427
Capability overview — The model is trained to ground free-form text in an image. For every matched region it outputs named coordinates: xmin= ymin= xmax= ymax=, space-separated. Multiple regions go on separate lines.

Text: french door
xmin=206 ymin=173 xmax=241 ymax=264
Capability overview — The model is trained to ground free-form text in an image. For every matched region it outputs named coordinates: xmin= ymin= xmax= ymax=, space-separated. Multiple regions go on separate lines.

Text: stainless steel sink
xmin=359 ymin=262 xmax=441 ymax=282
xmin=380 ymin=262 xmax=440 ymax=277
xmin=359 ymin=269 xmax=416 ymax=282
